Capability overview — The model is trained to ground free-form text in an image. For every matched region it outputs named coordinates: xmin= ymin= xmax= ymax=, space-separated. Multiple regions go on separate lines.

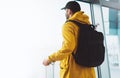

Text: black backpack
xmin=67 ymin=20 xmax=105 ymax=67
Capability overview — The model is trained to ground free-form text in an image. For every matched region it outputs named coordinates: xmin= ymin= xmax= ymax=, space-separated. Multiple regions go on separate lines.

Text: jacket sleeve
xmin=48 ymin=23 xmax=76 ymax=62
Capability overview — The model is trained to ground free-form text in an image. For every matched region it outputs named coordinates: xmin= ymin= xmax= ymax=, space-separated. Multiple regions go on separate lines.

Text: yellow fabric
xmin=48 ymin=11 xmax=96 ymax=78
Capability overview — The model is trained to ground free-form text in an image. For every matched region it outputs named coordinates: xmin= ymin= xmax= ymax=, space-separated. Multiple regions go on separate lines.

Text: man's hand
xmin=43 ymin=58 xmax=51 ymax=66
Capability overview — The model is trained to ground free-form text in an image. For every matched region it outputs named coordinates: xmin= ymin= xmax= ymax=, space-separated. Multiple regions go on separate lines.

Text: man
xmin=43 ymin=1 xmax=96 ymax=78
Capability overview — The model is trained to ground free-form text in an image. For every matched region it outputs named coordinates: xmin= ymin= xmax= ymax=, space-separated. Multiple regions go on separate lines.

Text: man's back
xmin=43 ymin=1 xmax=96 ymax=78
xmin=59 ymin=11 xmax=96 ymax=78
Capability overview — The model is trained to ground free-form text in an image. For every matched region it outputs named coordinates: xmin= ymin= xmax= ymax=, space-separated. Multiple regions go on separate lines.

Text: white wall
xmin=0 ymin=0 xmax=91 ymax=78
xmin=0 ymin=0 xmax=66 ymax=78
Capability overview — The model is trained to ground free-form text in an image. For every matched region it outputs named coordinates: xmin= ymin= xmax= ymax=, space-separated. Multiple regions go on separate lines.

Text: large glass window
xmin=102 ymin=6 xmax=120 ymax=78
xmin=91 ymin=4 xmax=111 ymax=78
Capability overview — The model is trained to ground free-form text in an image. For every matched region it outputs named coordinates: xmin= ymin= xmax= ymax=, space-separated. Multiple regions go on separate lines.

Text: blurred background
xmin=0 ymin=0 xmax=120 ymax=78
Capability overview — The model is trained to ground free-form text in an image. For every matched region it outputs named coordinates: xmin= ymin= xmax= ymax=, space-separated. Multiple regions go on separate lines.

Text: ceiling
xmin=76 ymin=0 xmax=120 ymax=10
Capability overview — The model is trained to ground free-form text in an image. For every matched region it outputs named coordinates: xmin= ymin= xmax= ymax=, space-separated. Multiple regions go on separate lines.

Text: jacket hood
xmin=68 ymin=11 xmax=90 ymax=24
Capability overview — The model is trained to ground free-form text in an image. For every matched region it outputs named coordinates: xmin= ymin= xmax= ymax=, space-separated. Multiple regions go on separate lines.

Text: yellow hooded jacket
xmin=48 ymin=11 xmax=96 ymax=78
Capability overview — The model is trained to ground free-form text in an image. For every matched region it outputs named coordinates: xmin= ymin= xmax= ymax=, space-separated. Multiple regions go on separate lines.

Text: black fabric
xmin=67 ymin=20 xmax=105 ymax=67
xmin=61 ymin=1 xmax=81 ymax=13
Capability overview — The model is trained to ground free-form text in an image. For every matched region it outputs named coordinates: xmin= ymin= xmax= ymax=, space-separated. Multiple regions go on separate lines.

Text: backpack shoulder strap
xmin=66 ymin=20 xmax=96 ymax=30
xmin=66 ymin=20 xmax=83 ymax=27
